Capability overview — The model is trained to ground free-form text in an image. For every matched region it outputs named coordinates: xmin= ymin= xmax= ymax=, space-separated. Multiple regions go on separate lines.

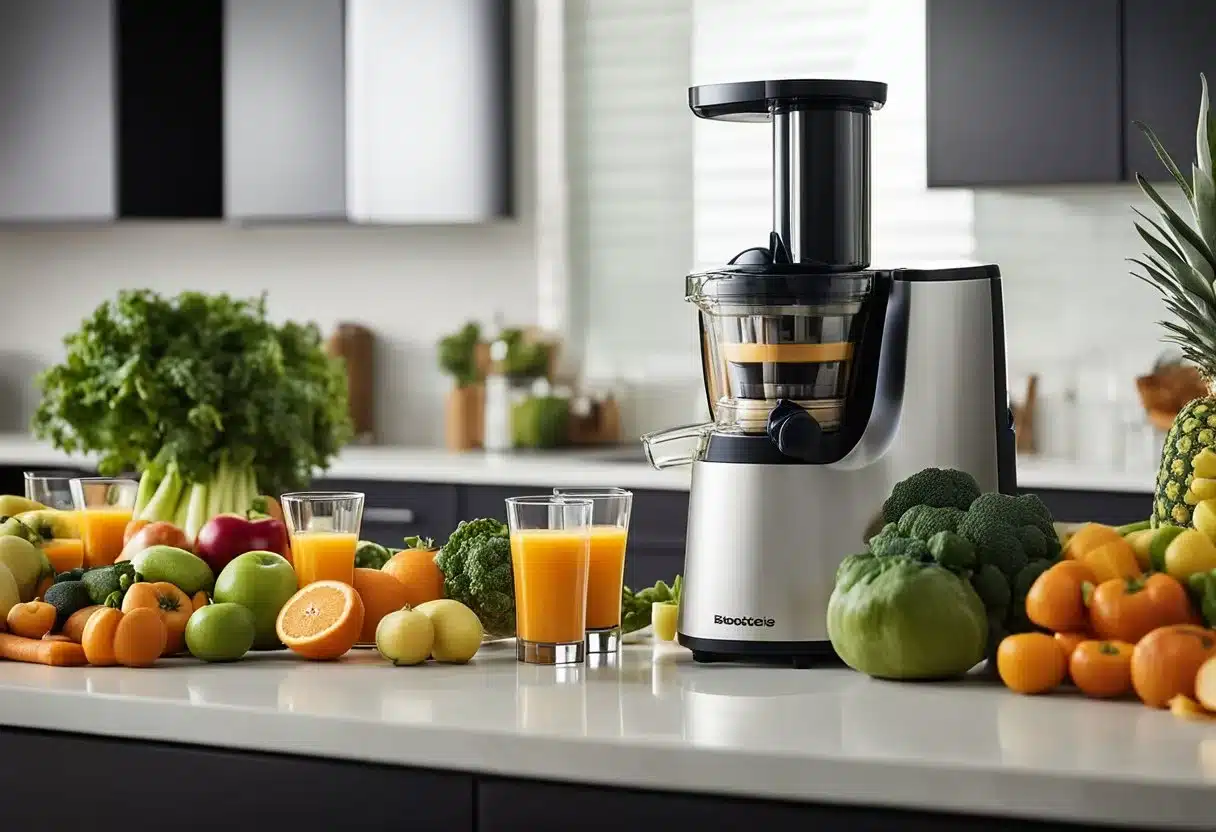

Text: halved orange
xmin=276 ymin=580 xmax=365 ymax=661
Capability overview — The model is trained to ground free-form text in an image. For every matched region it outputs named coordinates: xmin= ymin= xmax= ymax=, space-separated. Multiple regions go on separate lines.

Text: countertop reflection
xmin=0 ymin=642 xmax=1212 ymax=828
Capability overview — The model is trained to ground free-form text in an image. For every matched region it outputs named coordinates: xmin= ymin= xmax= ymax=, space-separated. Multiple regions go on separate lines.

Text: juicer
xmin=642 ymin=79 xmax=1016 ymax=667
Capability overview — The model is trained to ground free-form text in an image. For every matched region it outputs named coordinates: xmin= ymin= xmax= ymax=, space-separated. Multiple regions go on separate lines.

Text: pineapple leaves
xmin=1200 ymin=74 xmax=1214 ymax=177
xmin=1134 ymin=221 xmax=1216 ymax=304
xmin=1137 ymin=174 xmax=1216 ymax=282
xmin=1134 ymin=120 xmax=1193 ymax=200
xmin=1195 ymin=165 xmax=1216 ymax=260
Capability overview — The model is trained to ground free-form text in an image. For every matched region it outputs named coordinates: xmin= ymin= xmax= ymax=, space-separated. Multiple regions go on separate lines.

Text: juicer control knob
xmin=766 ymin=400 xmax=822 ymax=462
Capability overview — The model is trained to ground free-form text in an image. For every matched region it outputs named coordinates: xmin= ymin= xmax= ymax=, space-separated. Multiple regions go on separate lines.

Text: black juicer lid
xmin=689 ymin=79 xmax=888 ymax=273
xmin=689 ymin=79 xmax=888 ymax=121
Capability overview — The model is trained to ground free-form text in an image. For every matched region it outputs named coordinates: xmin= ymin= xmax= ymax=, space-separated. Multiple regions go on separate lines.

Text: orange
xmin=381 ymin=548 xmax=444 ymax=607
xmin=996 ymin=632 xmax=1067 ymax=695
xmin=275 ymin=580 xmax=365 ymax=660
xmin=352 ymin=567 xmax=411 ymax=643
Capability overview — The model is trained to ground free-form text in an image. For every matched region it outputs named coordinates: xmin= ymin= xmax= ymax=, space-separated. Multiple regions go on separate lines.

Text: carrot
xmin=0 ymin=632 xmax=87 ymax=666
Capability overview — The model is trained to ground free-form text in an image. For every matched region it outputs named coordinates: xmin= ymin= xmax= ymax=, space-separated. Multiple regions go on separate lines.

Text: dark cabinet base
xmin=0 ymin=727 xmax=1150 ymax=831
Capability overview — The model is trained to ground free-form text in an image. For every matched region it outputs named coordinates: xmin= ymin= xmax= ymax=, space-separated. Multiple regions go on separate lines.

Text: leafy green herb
xmin=33 ymin=290 xmax=353 ymax=523
xmin=438 ymin=322 xmax=482 ymax=387
xmin=622 ymin=575 xmax=682 ymax=634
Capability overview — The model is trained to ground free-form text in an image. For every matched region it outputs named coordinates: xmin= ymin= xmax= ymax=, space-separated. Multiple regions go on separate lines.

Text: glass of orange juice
xmin=25 ymin=471 xmax=86 ymax=572
xmin=69 ymin=477 xmax=139 ymax=567
xmin=281 ymin=492 xmax=364 ymax=587
xmin=24 ymin=470 xmax=78 ymax=510
xmin=553 ymin=487 xmax=632 ymax=655
xmin=506 ymin=495 xmax=593 ymax=665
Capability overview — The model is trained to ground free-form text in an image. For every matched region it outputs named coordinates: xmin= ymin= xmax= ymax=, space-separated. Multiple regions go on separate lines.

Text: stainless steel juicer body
xmin=645 ymin=79 xmax=1015 ymax=667
xmin=676 ymin=269 xmax=1015 ymax=664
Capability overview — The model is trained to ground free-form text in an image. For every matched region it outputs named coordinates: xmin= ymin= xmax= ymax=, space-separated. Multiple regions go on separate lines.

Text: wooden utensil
xmin=1013 ymin=374 xmax=1038 ymax=454
xmin=325 ymin=324 xmax=376 ymax=444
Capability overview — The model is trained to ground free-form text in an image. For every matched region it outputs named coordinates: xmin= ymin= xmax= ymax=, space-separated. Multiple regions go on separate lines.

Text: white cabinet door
xmin=224 ymin=0 xmax=347 ymax=220
xmin=345 ymin=0 xmax=512 ymax=224
xmin=0 ymin=0 xmax=116 ymax=221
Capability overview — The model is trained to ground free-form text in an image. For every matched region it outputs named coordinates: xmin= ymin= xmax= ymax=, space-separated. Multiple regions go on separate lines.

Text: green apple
xmin=213 ymin=551 xmax=298 ymax=649
xmin=185 ymin=603 xmax=256 ymax=662
xmin=1149 ymin=525 xmax=1187 ymax=573
xmin=132 ymin=545 xmax=215 ymax=596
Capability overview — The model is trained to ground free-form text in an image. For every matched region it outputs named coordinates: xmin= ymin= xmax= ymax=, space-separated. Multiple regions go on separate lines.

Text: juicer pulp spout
xmin=640 ymin=423 xmax=712 ymax=469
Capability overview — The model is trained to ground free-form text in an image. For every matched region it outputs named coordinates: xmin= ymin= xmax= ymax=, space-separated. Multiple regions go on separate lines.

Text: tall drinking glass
xmin=553 ymin=487 xmax=632 ymax=654
xmin=506 ymin=496 xmax=593 ymax=665
xmin=25 ymin=471 xmax=86 ymax=571
xmin=70 ymin=477 xmax=139 ymax=567
xmin=281 ymin=492 xmax=364 ymax=586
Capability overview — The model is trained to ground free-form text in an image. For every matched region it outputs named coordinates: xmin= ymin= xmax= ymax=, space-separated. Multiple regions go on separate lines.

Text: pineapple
xmin=1134 ymin=74 xmax=1216 ymax=527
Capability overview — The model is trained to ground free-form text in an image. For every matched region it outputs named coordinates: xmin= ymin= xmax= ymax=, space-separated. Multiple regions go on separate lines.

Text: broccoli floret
xmin=434 ymin=518 xmax=514 ymax=636
xmin=869 ymin=533 xmax=930 ymax=561
xmin=896 ymin=505 xmax=929 ymax=537
xmin=957 ymin=493 xmax=1050 ymax=577
xmin=881 ymin=467 xmax=982 ymax=524
xmin=970 ymin=563 xmax=1011 ymax=612
xmin=926 ymin=530 xmax=976 ymax=572
xmin=908 ymin=506 xmax=965 ymax=540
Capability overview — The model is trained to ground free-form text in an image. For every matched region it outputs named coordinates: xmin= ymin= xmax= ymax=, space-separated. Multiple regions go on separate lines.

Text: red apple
xmin=117 ymin=521 xmax=192 ymax=561
xmin=194 ymin=513 xmax=290 ymax=575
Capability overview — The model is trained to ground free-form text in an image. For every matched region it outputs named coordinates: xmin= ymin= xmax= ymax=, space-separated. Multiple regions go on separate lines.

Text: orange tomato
xmin=1054 ymin=631 xmax=1089 ymax=664
xmin=1088 ymin=574 xmax=1193 ymax=644
xmin=1069 ymin=640 xmax=1134 ymax=698
xmin=1131 ymin=625 xmax=1216 ymax=708
xmin=121 ymin=582 xmax=193 ymax=656
xmin=1025 ymin=561 xmax=1095 ymax=633
xmin=997 ymin=633 xmax=1067 ymax=695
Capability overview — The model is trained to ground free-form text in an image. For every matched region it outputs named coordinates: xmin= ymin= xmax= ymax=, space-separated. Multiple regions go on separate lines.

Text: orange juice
xmin=80 ymin=508 xmax=133 ymax=567
xmin=586 ymin=526 xmax=627 ymax=629
xmin=291 ymin=531 xmax=357 ymax=586
xmin=43 ymin=538 xmax=84 ymax=573
xmin=511 ymin=529 xmax=590 ymax=644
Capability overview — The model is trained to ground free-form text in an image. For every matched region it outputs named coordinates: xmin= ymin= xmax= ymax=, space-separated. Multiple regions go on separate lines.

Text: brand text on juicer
xmin=714 ymin=615 xmax=777 ymax=627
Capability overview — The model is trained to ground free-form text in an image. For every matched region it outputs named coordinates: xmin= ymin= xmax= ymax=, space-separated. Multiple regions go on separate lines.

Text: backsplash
xmin=0 ymin=223 xmax=537 ymax=445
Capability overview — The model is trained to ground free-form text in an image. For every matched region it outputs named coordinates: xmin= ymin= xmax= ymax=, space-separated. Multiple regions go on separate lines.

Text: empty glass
xmin=69 ymin=477 xmax=139 ymax=567
xmin=506 ymin=496 xmax=593 ymax=665
xmin=281 ymin=492 xmax=365 ymax=586
xmin=24 ymin=471 xmax=77 ymax=511
xmin=552 ymin=488 xmax=632 ymax=654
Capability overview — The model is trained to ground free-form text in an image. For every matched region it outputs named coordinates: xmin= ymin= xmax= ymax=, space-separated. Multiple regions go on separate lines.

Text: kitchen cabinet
xmin=1123 ymin=0 xmax=1216 ymax=181
xmin=927 ymin=0 xmax=1121 ymax=186
xmin=0 ymin=0 xmax=512 ymax=224
xmin=0 ymin=0 xmax=116 ymax=221
xmin=224 ymin=0 xmax=346 ymax=221
xmin=345 ymin=0 xmax=513 ymax=223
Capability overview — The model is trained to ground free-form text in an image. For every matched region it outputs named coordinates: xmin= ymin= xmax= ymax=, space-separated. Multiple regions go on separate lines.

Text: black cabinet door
xmin=1123 ymin=0 xmax=1216 ymax=181
xmin=625 ymin=546 xmax=684 ymax=591
xmin=927 ymin=0 xmax=1121 ymax=186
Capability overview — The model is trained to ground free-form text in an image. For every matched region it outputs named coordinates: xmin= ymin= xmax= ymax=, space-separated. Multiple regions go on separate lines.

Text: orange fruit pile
xmin=381 ymin=549 xmax=444 ymax=607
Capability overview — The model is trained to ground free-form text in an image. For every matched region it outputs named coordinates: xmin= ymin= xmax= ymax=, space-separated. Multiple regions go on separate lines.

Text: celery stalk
xmin=173 ymin=488 xmax=190 ymax=530
xmin=132 ymin=467 xmax=161 ymax=519
xmin=184 ymin=481 xmax=209 ymax=543
xmin=207 ymin=455 xmax=230 ymax=518
xmin=140 ymin=462 xmax=184 ymax=522
xmin=245 ymin=467 xmax=259 ymax=513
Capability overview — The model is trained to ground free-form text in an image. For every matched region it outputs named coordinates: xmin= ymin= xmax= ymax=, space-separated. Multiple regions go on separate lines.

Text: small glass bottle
xmin=483 ymin=335 xmax=513 ymax=452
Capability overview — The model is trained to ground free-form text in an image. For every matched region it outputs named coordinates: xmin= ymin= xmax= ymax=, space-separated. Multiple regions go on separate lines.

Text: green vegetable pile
xmin=434 ymin=519 xmax=514 ymax=637
xmin=828 ymin=468 xmax=1060 ymax=679
xmin=33 ymin=290 xmax=353 ymax=542
xmin=622 ymin=576 xmax=682 ymax=634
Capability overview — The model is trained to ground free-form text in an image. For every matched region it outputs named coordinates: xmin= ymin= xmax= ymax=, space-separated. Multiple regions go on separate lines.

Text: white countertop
xmin=0 ymin=641 xmax=1211 ymax=829
xmin=0 ymin=433 xmax=1155 ymax=494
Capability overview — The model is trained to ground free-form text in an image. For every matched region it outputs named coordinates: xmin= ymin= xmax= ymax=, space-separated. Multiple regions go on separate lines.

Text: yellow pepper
xmin=1076 ymin=537 xmax=1143 ymax=583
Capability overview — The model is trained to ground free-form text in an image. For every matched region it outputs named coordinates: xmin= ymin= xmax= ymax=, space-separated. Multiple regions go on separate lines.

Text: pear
xmin=0 ymin=494 xmax=45 ymax=518
xmin=0 ymin=536 xmax=49 ymax=601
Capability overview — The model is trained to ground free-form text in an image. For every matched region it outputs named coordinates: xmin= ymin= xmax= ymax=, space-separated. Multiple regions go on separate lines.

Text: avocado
xmin=54 ymin=567 xmax=86 ymax=584
xmin=44 ymin=580 xmax=93 ymax=627
xmin=80 ymin=562 xmax=136 ymax=605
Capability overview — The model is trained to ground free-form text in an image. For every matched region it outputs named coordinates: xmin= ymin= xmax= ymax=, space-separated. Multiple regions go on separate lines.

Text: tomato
xmin=1088 ymin=574 xmax=1193 ymax=644
xmin=1069 ymin=640 xmax=1134 ymax=698
xmin=1025 ymin=561 xmax=1095 ymax=633
xmin=1053 ymin=631 xmax=1089 ymax=664
xmin=1131 ymin=625 xmax=1216 ymax=708
xmin=997 ymin=633 xmax=1067 ymax=695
